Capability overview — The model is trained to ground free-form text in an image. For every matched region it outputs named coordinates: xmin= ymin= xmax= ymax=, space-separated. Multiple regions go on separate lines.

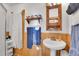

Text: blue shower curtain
xmin=69 ymin=24 xmax=79 ymax=56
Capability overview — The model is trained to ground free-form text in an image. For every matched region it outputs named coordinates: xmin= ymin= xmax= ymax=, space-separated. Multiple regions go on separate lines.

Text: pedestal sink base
xmin=50 ymin=50 xmax=56 ymax=56
xmin=43 ymin=39 xmax=66 ymax=56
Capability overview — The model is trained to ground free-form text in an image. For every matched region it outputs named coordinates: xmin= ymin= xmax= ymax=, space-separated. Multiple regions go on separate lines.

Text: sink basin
xmin=43 ymin=38 xmax=66 ymax=56
xmin=43 ymin=39 xmax=66 ymax=50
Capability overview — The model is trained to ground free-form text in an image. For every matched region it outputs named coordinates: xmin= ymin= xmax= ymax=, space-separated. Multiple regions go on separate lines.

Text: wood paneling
xmin=41 ymin=32 xmax=70 ymax=56
xmin=13 ymin=32 xmax=70 ymax=56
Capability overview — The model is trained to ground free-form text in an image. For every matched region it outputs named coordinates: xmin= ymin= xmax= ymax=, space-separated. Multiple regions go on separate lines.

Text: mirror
xmin=49 ymin=8 xmax=58 ymax=17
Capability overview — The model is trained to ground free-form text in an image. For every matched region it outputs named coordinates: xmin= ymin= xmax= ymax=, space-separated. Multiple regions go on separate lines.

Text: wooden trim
xmin=21 ymin=10 xmax=26 ymax=49
xmin=46 ymin=5 xmax=58 ymax=9
xmin=58 ymin=4 xmax=62 ymax=30
xmin=46 ymin=6 xmax=49 ymax=30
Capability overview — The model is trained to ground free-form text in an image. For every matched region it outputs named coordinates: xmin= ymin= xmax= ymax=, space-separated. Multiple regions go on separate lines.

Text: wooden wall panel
xmin=14 ymin=32 xmax=70 ymax=56
xmin=41 ymin=32 xmax=70 ymax=56
xmin=13 ymin=32 xmax=42 ymax=56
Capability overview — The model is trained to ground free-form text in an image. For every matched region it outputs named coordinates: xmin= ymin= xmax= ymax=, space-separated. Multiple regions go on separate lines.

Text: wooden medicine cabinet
xmin=46 ymin=3 xmax=62 ymax=31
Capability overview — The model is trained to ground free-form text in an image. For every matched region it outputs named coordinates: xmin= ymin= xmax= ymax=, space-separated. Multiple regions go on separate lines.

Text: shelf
xmin=26 ymin=17 xmax=42 ymax=20
xmin=49 ymin=20 xmax=58 ymax=24
xmin=26 ymin=15 xmax=42 ymax=23
xmin=48 ymin=23 xmax=60 ymax=28
xmin=46 ymin=5 xmax=59 ymax=9
xmin=48 ymin=17 xmax=59 ymax=20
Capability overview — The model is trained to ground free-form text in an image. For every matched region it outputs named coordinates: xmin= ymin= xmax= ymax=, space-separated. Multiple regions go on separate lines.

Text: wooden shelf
xmin=48 ymin=17 xmax=59 ymax=20
xmin=26 ymin=15 xmax=42 ymax=23
xmin=26 ymin=16 xmax=42 ymax=20
xmin=46 ymin=4 xmax=59 ymax=9
xmin=48 ymin=23 xmax=60 ymax=28
xmin=46 ymin=4 xmax=62 ymax=9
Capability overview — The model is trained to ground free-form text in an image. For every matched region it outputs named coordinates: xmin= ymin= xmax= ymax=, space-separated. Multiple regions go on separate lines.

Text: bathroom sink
xmin=43 ymin=38 xmax=66 ymax=56
xmin=43 ymin=39 xmax=66 ymax=50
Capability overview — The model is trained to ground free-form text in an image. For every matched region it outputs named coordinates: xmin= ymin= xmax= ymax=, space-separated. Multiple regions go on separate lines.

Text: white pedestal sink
xmin=43 ymin=38 xmax=66 ymax=56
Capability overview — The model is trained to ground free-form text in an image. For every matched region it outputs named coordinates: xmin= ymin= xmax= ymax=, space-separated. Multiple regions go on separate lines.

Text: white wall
xmin=0 ymin=4 xmax=6 ymax=56
xmin=2 ymin=4 xmax=13 ymax=32
xmin=62 ymin=3 xmax=69 ymax=33
xmin=6 ymin=3 xmax=69 ymax=48
xmin=10 ymin=3 xmax=46 ymax=48
xmin=12 ymin=3 xmax=69 ymax=32
xmin=3 ymin=4 xmax=18 ymax=48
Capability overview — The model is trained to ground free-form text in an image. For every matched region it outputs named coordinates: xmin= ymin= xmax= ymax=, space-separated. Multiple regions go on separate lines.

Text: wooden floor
xmin=13 ymin=46 xmax=41 ymax=56
xmin=13 ymin=48 xmax=30 ymax=56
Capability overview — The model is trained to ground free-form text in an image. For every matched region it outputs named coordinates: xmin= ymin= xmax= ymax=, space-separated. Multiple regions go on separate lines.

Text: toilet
xmin=43 ymin=38 xmax=66 ymax=56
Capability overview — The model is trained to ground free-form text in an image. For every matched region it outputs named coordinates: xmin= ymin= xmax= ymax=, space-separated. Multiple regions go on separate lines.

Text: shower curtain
xmin=69 ymin=24 xmax=79 ymax=56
